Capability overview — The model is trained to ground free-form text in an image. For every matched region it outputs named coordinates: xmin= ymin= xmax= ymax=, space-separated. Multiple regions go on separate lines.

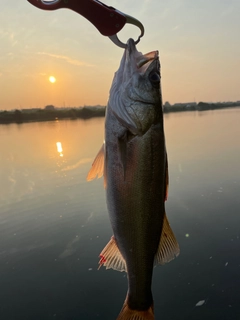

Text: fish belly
xmin=105 ymin=108 xmax=166 ymax=310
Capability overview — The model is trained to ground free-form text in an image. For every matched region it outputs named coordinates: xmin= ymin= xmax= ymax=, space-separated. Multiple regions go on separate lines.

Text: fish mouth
xmin=126 ymin=38 xmax=159 ymax=71
xmin=136 ymin=51 xmax=158 ymax=69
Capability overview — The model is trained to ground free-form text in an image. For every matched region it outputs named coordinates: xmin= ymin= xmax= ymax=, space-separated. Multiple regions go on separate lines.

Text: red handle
xmin=27 ymin=0 xmax=127 ymax=36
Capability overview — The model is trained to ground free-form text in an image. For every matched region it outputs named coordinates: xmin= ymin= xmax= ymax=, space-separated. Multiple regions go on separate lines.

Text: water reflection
xmin=56 ymin=141 xmax=63 ymax=157
xmin=0 ymin=110 xmax=239 ymax=320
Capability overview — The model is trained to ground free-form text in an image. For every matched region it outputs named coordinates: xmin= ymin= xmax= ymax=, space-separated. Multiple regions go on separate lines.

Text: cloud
xmin=37 ymin=52 xmax=94 ymax=67
xmin=0 ymin=30 xmax=9 ymax=39
xmin=0 ymin=30 xmax=18 ymax=46
xmin=172 ymin=25 xmax=181 ymax=31
xmin=219 ymin=4 xmax=235 ymax=17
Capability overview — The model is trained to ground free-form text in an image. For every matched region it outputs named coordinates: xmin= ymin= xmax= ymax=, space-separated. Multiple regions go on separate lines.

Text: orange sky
xmin=0 ymin=1 xmax=240 ymax=110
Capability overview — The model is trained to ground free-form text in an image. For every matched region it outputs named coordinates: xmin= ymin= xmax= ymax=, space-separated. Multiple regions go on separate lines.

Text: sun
xmin=49 ymin=76 xmax=56 ymax=83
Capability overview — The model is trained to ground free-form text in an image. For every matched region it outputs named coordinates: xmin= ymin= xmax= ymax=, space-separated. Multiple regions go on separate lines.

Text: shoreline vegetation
xmin=0 ymin=101 xmax=239 ymax=124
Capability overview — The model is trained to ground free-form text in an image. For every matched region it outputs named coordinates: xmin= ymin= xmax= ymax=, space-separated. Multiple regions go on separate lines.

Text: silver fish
xmin=87 ymin=38 xmax=179 ymax=320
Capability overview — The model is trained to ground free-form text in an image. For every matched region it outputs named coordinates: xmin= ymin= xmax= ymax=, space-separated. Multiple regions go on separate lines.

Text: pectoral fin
xmin=98 ymin=236 xmax=127 ymax=272
xmin=87 ymin=144 xmax=105 ymax=181
xmin=155 ymin=213 xmax=180 ymax=265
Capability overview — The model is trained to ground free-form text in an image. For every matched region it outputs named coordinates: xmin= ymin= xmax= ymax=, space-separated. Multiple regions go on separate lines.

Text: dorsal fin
xmin=87 ymin=144 xmax=104 ymax=181
xmin=155 ymin=213 xmax=180 ymax=265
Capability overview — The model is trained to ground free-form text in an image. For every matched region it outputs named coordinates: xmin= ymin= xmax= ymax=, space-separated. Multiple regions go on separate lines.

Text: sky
xmin=0 ymin=0 xmax=240 ymax=110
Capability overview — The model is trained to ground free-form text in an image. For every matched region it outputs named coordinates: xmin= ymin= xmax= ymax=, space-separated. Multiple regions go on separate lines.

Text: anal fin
xmin=99 ymin=236 xmax=126 ymax=272
xmin=155 ymin=213 xmax=180 ymax=265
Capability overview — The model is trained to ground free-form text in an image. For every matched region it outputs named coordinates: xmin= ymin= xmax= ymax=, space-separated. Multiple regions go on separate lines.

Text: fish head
xmin=108 ymin=38 xmax=162 ymax=135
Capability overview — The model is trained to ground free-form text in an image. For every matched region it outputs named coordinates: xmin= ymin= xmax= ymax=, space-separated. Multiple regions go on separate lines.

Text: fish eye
xmin=149 ymin=72 xmax=160 ymax=87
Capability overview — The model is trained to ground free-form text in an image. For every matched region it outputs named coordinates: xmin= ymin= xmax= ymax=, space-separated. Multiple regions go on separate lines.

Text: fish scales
xmin=87 ymin=38 xmax=179 ymax=320
xmin=106 ymin=108 xmax=166 ymax=310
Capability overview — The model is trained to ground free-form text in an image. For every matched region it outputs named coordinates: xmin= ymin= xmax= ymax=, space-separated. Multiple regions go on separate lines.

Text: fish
xmin=87 ymin=38 xmax=180 ymax=320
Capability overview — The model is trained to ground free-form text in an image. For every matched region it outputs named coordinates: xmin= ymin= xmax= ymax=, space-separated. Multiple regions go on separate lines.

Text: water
xmin=0 ymin=109 xmax=239 ymax=320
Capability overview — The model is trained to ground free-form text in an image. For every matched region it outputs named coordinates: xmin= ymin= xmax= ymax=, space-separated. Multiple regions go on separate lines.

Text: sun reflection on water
xmin=56 ymin=142 xmax=63 ymax=157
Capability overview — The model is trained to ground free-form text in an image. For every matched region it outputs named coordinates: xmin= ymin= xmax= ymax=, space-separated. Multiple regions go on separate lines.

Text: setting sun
xmin=49 ymin=76 xmax=56 ymax=83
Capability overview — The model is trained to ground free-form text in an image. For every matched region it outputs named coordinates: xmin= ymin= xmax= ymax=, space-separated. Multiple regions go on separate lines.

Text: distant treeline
xmin=0 ymin=102 xmax=239 ymax=124
xmin=164 ymin=101 xmax=240 ymax=113
xmin=0 ymin=106 xmax=106 ymax=124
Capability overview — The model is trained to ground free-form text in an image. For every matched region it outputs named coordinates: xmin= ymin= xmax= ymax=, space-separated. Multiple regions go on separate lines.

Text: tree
xmin=44 ymin=105 xmax=55 ymax=111
xmin=14 ymin=109 xmax=23 ymax=122
xmin=164 ymin=101 xmax=171 ymax=107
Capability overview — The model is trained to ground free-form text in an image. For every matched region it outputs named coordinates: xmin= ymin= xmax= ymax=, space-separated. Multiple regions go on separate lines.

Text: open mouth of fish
xmin=127 ymin=38 xmax=159 ymax=71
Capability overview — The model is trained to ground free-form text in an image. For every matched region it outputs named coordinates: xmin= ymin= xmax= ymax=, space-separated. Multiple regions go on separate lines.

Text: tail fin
xmin=117 ymin=300 xmax=154 ymax=320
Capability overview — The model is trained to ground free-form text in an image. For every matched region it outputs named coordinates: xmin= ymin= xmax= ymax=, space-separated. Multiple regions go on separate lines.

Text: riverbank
xmin=0 ymin=102 xmax=239 ymax=124
xmin=0 ymin=106 xmax=105 ymax=124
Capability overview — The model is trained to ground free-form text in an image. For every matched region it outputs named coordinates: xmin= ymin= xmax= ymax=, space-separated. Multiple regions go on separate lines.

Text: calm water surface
xmin=0 ymin=109 xmax=239 ymax=320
